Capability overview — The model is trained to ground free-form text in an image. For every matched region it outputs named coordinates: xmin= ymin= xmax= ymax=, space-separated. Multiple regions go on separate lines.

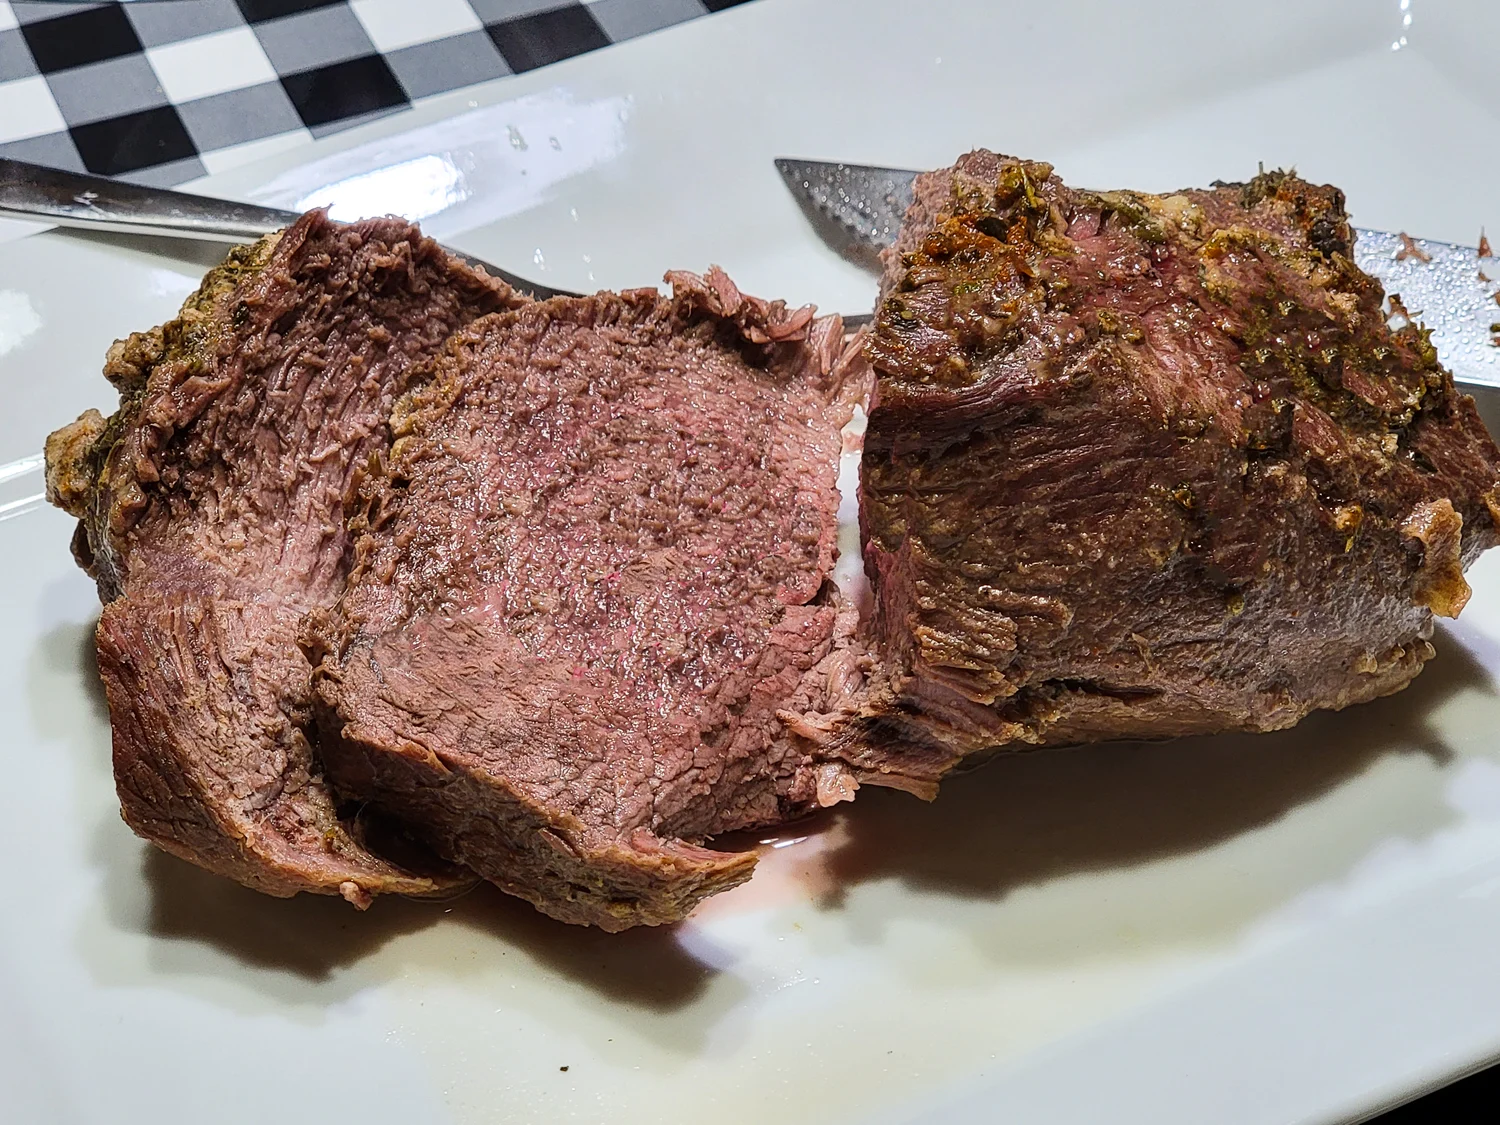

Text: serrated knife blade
xmin=775 ymin=157 xmax=1500 ymax=390
xmin=773 ymin=159 xmax=916 ymax=269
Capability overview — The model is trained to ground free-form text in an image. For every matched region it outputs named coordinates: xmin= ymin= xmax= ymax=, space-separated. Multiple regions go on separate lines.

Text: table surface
xmin=0 ymin=2 xmax=1490 ymax=1121
xmin=0 ymin=0 xmax=749 ymax=185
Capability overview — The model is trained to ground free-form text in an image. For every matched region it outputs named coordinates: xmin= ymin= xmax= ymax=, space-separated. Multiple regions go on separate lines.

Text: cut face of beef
xmin=45 ymin=212 xmax=520 ymax=903
xmin=851 ymin=150 xmax=1500 ymax=786
xmin=307 ymin=270 xmax=870 ymax=930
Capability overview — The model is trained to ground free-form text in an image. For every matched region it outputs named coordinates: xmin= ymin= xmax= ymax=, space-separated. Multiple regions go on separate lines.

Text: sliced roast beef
xmin=45 ymin=155 xmax=1500 ymax=934
xmin=306 ymin=271 xmax=870 ymax=930
xmin=848 ymin=151 xmax=1500 ymax=787
xmin=45 ymin=212 xmax=519 ymax=903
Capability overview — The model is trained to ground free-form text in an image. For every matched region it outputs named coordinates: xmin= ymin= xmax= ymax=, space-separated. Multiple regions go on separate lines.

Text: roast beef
xmin=847 ymin=150 xmax=1500 ymax=788
xmin=45 ymin=212 xmax=519 ymax=903
xmin=305 ymin=271 xmax=871 ymax=930
xmin=44 ymin=154 xmax=1500 ymax=932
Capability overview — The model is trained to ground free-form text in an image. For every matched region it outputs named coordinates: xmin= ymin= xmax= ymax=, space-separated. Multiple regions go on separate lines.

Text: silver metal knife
xmin=776 ymin=158 xmax=1500 ymax=390
xmin=0 ymin=158 xmax=576 ymax=301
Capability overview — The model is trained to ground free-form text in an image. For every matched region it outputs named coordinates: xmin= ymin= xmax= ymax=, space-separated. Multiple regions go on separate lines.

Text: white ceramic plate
xmin=5 ymin=1 xmax=1500 ymax=1122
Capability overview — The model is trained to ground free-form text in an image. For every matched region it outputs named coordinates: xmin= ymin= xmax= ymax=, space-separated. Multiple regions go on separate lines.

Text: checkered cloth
xmin=0 ymin=0 xmax=752 ymax=186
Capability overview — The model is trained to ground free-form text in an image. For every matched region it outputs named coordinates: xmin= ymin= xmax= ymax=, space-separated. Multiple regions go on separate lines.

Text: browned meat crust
xmin=849 ymin=151 xmax=1500 ymax=786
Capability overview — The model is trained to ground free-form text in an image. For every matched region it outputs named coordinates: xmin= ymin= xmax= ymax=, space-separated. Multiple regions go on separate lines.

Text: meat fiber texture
xmin=850 ymin=150 xmax=1500 ymax=788
xmin=46 ymin=225 xmax=873 ymax=929
xmin=45 ymin=212 xmax=521 ymax=905
xmin=305 ymin=272 xmax=871 ymax=930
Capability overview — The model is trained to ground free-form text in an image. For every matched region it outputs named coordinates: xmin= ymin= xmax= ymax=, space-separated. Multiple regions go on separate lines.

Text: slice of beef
xmin=307 ymin=270 xmax=870 ymax=930
xmin=849 ymin=151 xmax=1500 ymax=786
xmin=45 ymin=212 xmax=520 ymax=903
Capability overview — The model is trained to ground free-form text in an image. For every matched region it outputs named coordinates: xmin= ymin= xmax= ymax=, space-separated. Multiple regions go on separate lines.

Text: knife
xmin=0 ymin=158 xmax=576 ymax=301
xmin=775 ymin=158 xmax=1500 ymax=390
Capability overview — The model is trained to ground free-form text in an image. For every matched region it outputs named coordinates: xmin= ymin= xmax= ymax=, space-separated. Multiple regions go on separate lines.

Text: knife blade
xmin=775 ymin=158 xmax=1500 ymax=390
xmin=774 ymin=160 xmax=916 ymax=271
xmin=0 ymin=158 xmax=577 ymax=301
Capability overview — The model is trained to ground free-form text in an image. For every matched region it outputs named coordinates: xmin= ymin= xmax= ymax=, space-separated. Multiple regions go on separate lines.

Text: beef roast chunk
xmin=849 ymin=151 xmax=1500 ymax=785
xmin=308 ymin=271 xmax=870 ymax=930
xmin=45 ymin=212 xmax=519 ymax=903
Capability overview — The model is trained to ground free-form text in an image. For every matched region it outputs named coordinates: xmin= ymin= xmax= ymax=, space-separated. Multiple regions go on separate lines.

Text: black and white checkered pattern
xmin=0 ymin=0 xmax=754 ymax=186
